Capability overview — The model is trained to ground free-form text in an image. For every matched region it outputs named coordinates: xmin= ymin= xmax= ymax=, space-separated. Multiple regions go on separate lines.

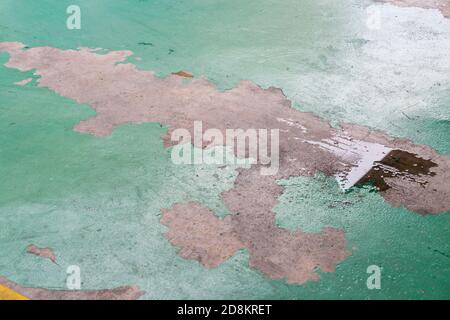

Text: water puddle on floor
xmin=355 ymin=150 xmax=438 ymax=191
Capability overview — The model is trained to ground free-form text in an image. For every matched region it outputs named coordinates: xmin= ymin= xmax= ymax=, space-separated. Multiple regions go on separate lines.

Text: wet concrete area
xmin=356 ymin=150 xmax=437 ymax=191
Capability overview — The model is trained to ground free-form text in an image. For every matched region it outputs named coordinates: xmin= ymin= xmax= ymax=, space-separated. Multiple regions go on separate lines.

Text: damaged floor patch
xmin=356 ymin=149 xmax=438 ymax=191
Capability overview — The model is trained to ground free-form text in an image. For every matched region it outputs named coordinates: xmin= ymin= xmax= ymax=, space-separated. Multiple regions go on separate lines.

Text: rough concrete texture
xmin=161 ymin=202 xmax=245 ymax=268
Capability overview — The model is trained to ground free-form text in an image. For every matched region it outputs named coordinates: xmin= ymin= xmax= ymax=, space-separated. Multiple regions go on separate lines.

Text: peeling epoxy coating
xmin=0 ymin=0 xmax=449 ymax=299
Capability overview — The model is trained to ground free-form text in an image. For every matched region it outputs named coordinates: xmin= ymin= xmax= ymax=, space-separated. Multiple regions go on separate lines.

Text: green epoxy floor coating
xmin=0 ymin=0 xmax=449 ymax=299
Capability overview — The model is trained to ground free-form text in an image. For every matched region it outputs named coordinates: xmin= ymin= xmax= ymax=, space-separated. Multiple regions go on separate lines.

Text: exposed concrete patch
xmin=0 ymin=277 xmax=144 ymax=300
xmin=26 ymin=244 xmax=57 ymax=264
xmin=14 ymin=77 xmax=32 ymax=86
xmin=376 ymin=0 xmax=450 ymax=18
xmin=161 ymin=202 xmax=245 ymax=268
xmin=161 ymin=198 xmax=350 ymax=284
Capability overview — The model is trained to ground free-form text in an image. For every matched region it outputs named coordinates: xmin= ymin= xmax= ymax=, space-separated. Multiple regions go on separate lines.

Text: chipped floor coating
xmin=0 ymin=0 xmax=449 ymax=299
xmin=13 ymin=77 xmax=32 ymax=86
xmin=26 ymin=244 xmax=57 ymax=264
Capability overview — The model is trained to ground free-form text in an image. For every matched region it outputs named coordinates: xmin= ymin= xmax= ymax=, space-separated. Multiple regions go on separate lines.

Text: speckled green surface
xmin=0 ymin=0 xmax=449 ymax=299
